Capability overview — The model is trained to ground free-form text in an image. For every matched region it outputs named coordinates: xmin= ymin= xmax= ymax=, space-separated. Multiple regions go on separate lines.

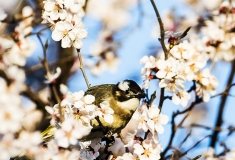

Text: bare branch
xmin=77 ymin=49 xmax=91 ymax=89
xmin=149 ymin=0 xmax=168 ymax=59
xmin=158 ymin=88 xmax=165 ymax=112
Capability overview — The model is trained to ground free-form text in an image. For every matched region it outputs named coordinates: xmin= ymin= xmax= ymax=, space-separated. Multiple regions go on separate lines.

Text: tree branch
xmin=77 ymin=49 xmax=91 ymax=89
xmin=210 ymin=59 xmax=235 ymax=148
xmin=149 ymin=0 xmax=168 ymax=59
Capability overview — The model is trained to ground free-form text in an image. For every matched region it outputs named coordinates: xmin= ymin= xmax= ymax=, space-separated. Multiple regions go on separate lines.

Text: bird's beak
xmin=137 ymin=91 xmax=146 ymax=99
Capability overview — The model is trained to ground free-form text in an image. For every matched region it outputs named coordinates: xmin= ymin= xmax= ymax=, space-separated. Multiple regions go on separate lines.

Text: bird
xmin=42 ymin=79 xmax=145 ymax=143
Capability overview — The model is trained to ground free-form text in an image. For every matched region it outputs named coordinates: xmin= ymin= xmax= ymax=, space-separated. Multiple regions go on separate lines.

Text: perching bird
xmin=42 ymin=80 xmax=145 ymax=142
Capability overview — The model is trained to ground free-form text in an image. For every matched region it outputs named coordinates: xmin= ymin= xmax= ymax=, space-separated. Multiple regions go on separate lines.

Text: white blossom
xmin=156 ymin=57 xmax=179 ymax=79
xmin=195 ymin=69 xmax=218 ymax=102
xmin=172 ymin=90 xmax=191 ymax=107
xmin=159 ymin=75 xmax=186 ymax=93
xmin=54 ymin=118 xmax=92 ymax=148
xmin=14 ymin=131 xmax=42 ymax=156
xmin=116 ymin=153 xmax=136 ymax=160
xmin=96 ymin=101 xmax=114 ymax=123
xmin=0 ymin=134 xmax=20 ymax=159
xmin=44 ymin=67 xmax=61 ymax=84
xmin=0 ymin=106 xmax=24 ymax=133
xmin=0 ymin=8 xmax=7 ymax=26
xmin=170 ymin=40 xmax=195 ymax=60
xmin=146 ymin=105 xmax=169 ymax=134
xmin=51 ymin=21 xmax=87 ymax=49
xmin=43 ymin=0 xmax=67 ymax=22
xmin=133 ymin=104 xmax=149 ymax=132
xmin=133 ymin=139 xmax=161 ymax=160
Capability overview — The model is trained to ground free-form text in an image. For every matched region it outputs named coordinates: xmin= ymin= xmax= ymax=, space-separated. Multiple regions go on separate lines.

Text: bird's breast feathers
xmin=116 ymin=98 xmax=140 ymax=112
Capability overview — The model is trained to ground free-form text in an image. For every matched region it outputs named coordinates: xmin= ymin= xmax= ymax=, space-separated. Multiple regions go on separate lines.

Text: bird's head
xmin=114 ymin=80 xmax=145 ymax=104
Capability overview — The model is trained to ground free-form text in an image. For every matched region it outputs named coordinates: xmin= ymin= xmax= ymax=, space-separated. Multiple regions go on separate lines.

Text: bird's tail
xmin=41 ymin=125 xmax=56 ymax=143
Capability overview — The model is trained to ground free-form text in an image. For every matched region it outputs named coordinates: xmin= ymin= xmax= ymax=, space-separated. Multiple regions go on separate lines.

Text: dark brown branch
xmin=148 ymin=91 xmax=157 ymax=108
xmin=210 ymin=59 xmax=235 ymax=148
xmin=117 ymin=132 xmax=128 ymax=145
xmin=216 ymin=142 xmax=230 ymax=157
xmin=0 ymin=69 xmax=12 ymax=85
xmin=192 ymin=155 xmax=202 ymax=160
xmin=160 ymin=112 xmax=176 ymax=159
xmin=37 ymin=34 xmax=61 ymax=104
xmin=187 ymin=81 xmax=196 ymax=93
xmin=178 ymin=130 xmax=192 ymax=149
xmin=211 ymin=83 xmax=235 ymax=98
xmin=189 ymin=124 xmax=223 ymax=131
xmin=161 ymin=97 xmax=203 ymax=159
xmin=158 ymin=88 xmax=165 ymax=112
xmin=83 ymin=0 xmax=89 ymax=12
xmin=149 ymin=0 xmax=168 ymax=59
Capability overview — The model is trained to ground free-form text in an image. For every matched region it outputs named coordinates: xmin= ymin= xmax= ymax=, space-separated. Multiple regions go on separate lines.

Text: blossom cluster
xmin=1 ymin=6 xmax=35 ymax=67
xmin=112 ymin=103 xmax=168 ymax=160
xmin=42 ymin=0 xmax=88 ymax=49
xmin=0 ymin=5 xmax=46 ymax=160
xmin=201 ymin=1 xmax=235 ymax=62
xmin=0 ymin=69 xmax=43 ymax=159
xmin=45 ymin=90 xmax=114 ymax=153
xmin=144 ymin=1 xmax=235 ymax=108
xmin=141 ymin=38 xmax=218 ymax=106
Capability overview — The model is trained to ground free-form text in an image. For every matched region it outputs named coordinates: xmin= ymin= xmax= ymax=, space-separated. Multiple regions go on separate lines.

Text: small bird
xmin=42 ymin=80 xmax=145 ymax=142
xmin=83 ymin=79 xmax=145 ymax=141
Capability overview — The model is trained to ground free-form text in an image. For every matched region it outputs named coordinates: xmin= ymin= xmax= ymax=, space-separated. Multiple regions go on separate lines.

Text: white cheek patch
xmin=117 ymin=98 xmax=140 ymax=111
xmin=118 ymin=81 xmax=129 ymax=91
xmin=115 ymin=91 xmax=121 ymax=96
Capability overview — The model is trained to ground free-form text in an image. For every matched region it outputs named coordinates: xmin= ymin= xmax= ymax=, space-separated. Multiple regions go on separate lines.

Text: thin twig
xmin=0 ymin=69 xmax=12 ymax=85
xmin=160 ymin=97 xmax=203 ymax=159
xmin=77 ymin=49 xmax=91 ymax=88
xmin=148 ymin=91 xmax=157 ymax=107
xmin=180 ymin=135 xmax=211 ymax=157
xmin=158 ymin=88 xmax=165 ymax=112
xmin=160 ymin=113 xmax=176 ymax=159
xmin=189 ymin=124 xmax=224 ymax=131
xmin=211 ymin=83 xmax=235 ymax=98
xmin=149 ymin=0 xmax=168 ymax=59
xmin=36 ymin=34 xmax=61 ymax=123
xmin=117 ymin=132 xmax=128 ymax=145
xmin=83 ymin=0 xmax=89 ymax=12
xmin=178 ymin=130 xmax=192 ymax=149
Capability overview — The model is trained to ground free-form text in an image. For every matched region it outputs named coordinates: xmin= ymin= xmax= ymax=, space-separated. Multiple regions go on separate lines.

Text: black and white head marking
xmin=115 ymin=80 xmax=144 ymax=111
xmin=118 ymin=81 xmax=130 ymax=92
xmin=115 ymin=80 xmax=144 ymax=102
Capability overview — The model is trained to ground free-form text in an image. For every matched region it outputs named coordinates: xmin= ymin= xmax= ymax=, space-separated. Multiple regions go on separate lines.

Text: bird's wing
xmin=85 ymin=84 xmax=114 ymax=106
xmin=81 ymin=84 xmax=115 ymax=140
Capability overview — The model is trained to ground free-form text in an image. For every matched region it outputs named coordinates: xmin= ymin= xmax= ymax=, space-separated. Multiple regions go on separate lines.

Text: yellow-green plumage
xmin=82 ymin=84 xmax=138 ymax=140
xmin=42 ymin=80 xmax=144 ymax=142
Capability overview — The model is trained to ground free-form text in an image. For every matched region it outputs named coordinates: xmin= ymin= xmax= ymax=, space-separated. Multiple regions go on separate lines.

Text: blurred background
xmin=1 ymin=0 xmax=235 ymax=159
